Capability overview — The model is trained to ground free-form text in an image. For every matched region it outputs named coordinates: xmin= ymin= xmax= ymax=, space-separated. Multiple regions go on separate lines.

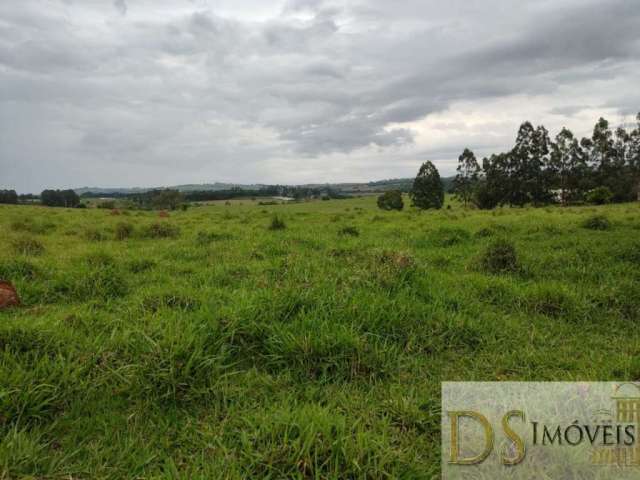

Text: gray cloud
xmin=0 ymin=0 xmax=638 ymax=192
xmin=113 ymin=0 xmax=127 ymax=16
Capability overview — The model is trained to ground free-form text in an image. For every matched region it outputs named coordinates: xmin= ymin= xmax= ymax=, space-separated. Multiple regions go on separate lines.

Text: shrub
xmin=582 ymin=215 xmax=610 ymax=231
xmin=269 ymin=215 xmax=286 ymax=231
xmin=586 ymin=186 xmax=613 ymax=205
xmin=12 ymin=237 xmax=45 ymax=256
xmin=480 ymin=239 xmax=519 ymax=274
xmin=143 ymin=222 xmax=180 ymax=238
xmin=339 ymin=226 xmax=359 ymax=237
xmin=114 ymin=222 xmax=134 ymax=240
xmin=377 ymin=190 xmax=404 ymax=211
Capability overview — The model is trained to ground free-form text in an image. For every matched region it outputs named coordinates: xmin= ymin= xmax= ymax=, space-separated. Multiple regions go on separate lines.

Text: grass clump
xmin=195 ymin=230 xmax=233 ymax=246
xmin=523 ymin=284 xmax=577 ymax=319
xmin=431 ymin=227 xmax=470 ymax=247
xmin=12 ymin=237 xmax=45 ymax=256
xmin=10 ymin=219 xmax=54 ymax=235
xmin=127 ymin=258 xmax=156 ymax=273
xmin=84 ymin=228 xmax=106 ymax=241
xmin=480 ymin=239 xmax=519 ymax=274
xmin=582 ymin=215 xmax=610 ymax=230
xmin=0 ymin=259 xmax=39 ymax=280
xmin=142 ymin=293 xmax=200 ymax=313
xmin=143 ymin=222 xmax=180 ymax=239
xmin=114 ymin=222 xmax=134 ymax=240
xmin=268 ymin=215 xmax=286 ymax=231
xmin=338 ymin=226 xmax=360 ymax=237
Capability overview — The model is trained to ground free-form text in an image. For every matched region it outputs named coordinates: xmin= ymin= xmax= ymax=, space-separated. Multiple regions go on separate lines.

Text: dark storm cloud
xmin=0 ymin=0 xmax=638 ymax=192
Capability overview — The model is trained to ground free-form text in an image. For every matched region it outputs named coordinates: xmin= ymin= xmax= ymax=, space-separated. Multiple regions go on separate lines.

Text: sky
xmin=1 ymin=0 xmax=639 ymax=193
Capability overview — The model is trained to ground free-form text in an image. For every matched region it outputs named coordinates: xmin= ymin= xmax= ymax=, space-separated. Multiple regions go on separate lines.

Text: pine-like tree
xmin=410 ymin=161 xmax=444 ymax=209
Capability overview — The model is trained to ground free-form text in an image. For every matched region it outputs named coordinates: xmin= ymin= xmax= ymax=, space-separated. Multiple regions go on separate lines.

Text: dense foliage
xmin=0 ymin=190 xmax=18 ymax=204
xmin=377 ymin=190 xmax=404 ymax=211
xmin=410 ymin=161 xmax=445 ymax=209
xmin=453 ymin=113 xmax=640 ymax=208
xmin=40 ymin=189 xmax=80 ymax=208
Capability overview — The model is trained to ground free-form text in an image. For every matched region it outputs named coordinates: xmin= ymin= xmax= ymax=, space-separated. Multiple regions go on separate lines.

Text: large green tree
xmin=0 ymin=189 xmax=18 ymax=204
xmin=41 ymin=189 xmax=80 ymax=208
xmin=410 ymin=161 xmax=444 ymax=209
xmin=474 ymin=153 xmax=510 ymax=209
xmin=453 ymin=148 xmax=480 ymax=207
xmin=507 ymin=122 xmax=553 ymax=206
xmin=630 ymin=113 xmax=640 ymax=201
xmin=549 ymin=128 xmax=589 ymax=203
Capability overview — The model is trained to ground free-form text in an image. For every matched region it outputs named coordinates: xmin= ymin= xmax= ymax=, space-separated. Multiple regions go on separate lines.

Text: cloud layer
xmin=1 ymin=0 xmax=639 ymax=192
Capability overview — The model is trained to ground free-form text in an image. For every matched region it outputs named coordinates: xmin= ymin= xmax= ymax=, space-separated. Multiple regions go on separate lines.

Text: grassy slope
xmin=0 ymin=198 xmax=639 ymax=479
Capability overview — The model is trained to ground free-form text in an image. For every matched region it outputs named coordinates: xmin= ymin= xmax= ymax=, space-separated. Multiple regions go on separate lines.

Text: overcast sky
xmin=1 ymin=0 xmax=639 ymax=193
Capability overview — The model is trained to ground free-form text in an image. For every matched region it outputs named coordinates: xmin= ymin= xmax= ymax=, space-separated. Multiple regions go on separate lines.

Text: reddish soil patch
xmin=0 ymin=281 xmax=20 ymax=309
xmin=158 ymin=211 xmax=170 ymax=218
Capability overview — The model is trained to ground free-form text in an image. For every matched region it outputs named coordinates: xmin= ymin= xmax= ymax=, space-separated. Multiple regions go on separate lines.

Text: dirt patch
xmin=0 ymin=281 xmax=20 ymax=309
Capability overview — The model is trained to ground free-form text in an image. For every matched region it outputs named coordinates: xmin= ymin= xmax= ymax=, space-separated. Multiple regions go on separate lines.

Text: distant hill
xmin=74 ymin=177 xmax=454 ymax=196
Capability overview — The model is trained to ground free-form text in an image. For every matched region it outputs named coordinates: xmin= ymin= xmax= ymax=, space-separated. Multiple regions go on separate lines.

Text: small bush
xmin=582 ymin=215 xmax=610 ymax=231
xmin=114 ymin=222 xmax=134 ymax=240
xmin=586 ymin=186 xmax=613 ymax=205
xmin=339 ymin=226 xmax=359 ymax=237
xmin=377 ymin=190 xmax=404 ymax=211
xmin=12 ymin=237 xmax=45 ymax=256
xmin=143 ymin=222 xmax=180 ymax=238
xmin=480 ymin=239 xmax=519 ymax=274
xmin=269 ymin=215 xmax=286 ymax=231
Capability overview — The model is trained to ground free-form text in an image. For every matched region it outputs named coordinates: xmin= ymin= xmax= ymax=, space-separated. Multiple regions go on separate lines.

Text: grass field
xmin=1 ymin=197 xmax=639 ymax=479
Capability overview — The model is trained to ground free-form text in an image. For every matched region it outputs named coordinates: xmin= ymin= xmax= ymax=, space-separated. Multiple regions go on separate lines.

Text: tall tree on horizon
xmin=410 ymin=161 xmax=444 ymax=209
xmin=550 ymin=127 xmax=589 ymax=204
xmin=508 ymin=122 xmax=550 ymax=206
xmin=474 ymin=153 xmax=510 ymax=209
xmin=630 ymin=113 xmax=640 ymax=201
xmin=453 ymin=148 xmax=481 ymax=207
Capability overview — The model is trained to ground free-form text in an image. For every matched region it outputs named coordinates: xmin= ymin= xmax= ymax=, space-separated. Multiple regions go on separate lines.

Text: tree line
xmin=452 ymin=114 xmax=640 ymax=209
xmin=0 ymin=190 xmax=18 ymax=204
